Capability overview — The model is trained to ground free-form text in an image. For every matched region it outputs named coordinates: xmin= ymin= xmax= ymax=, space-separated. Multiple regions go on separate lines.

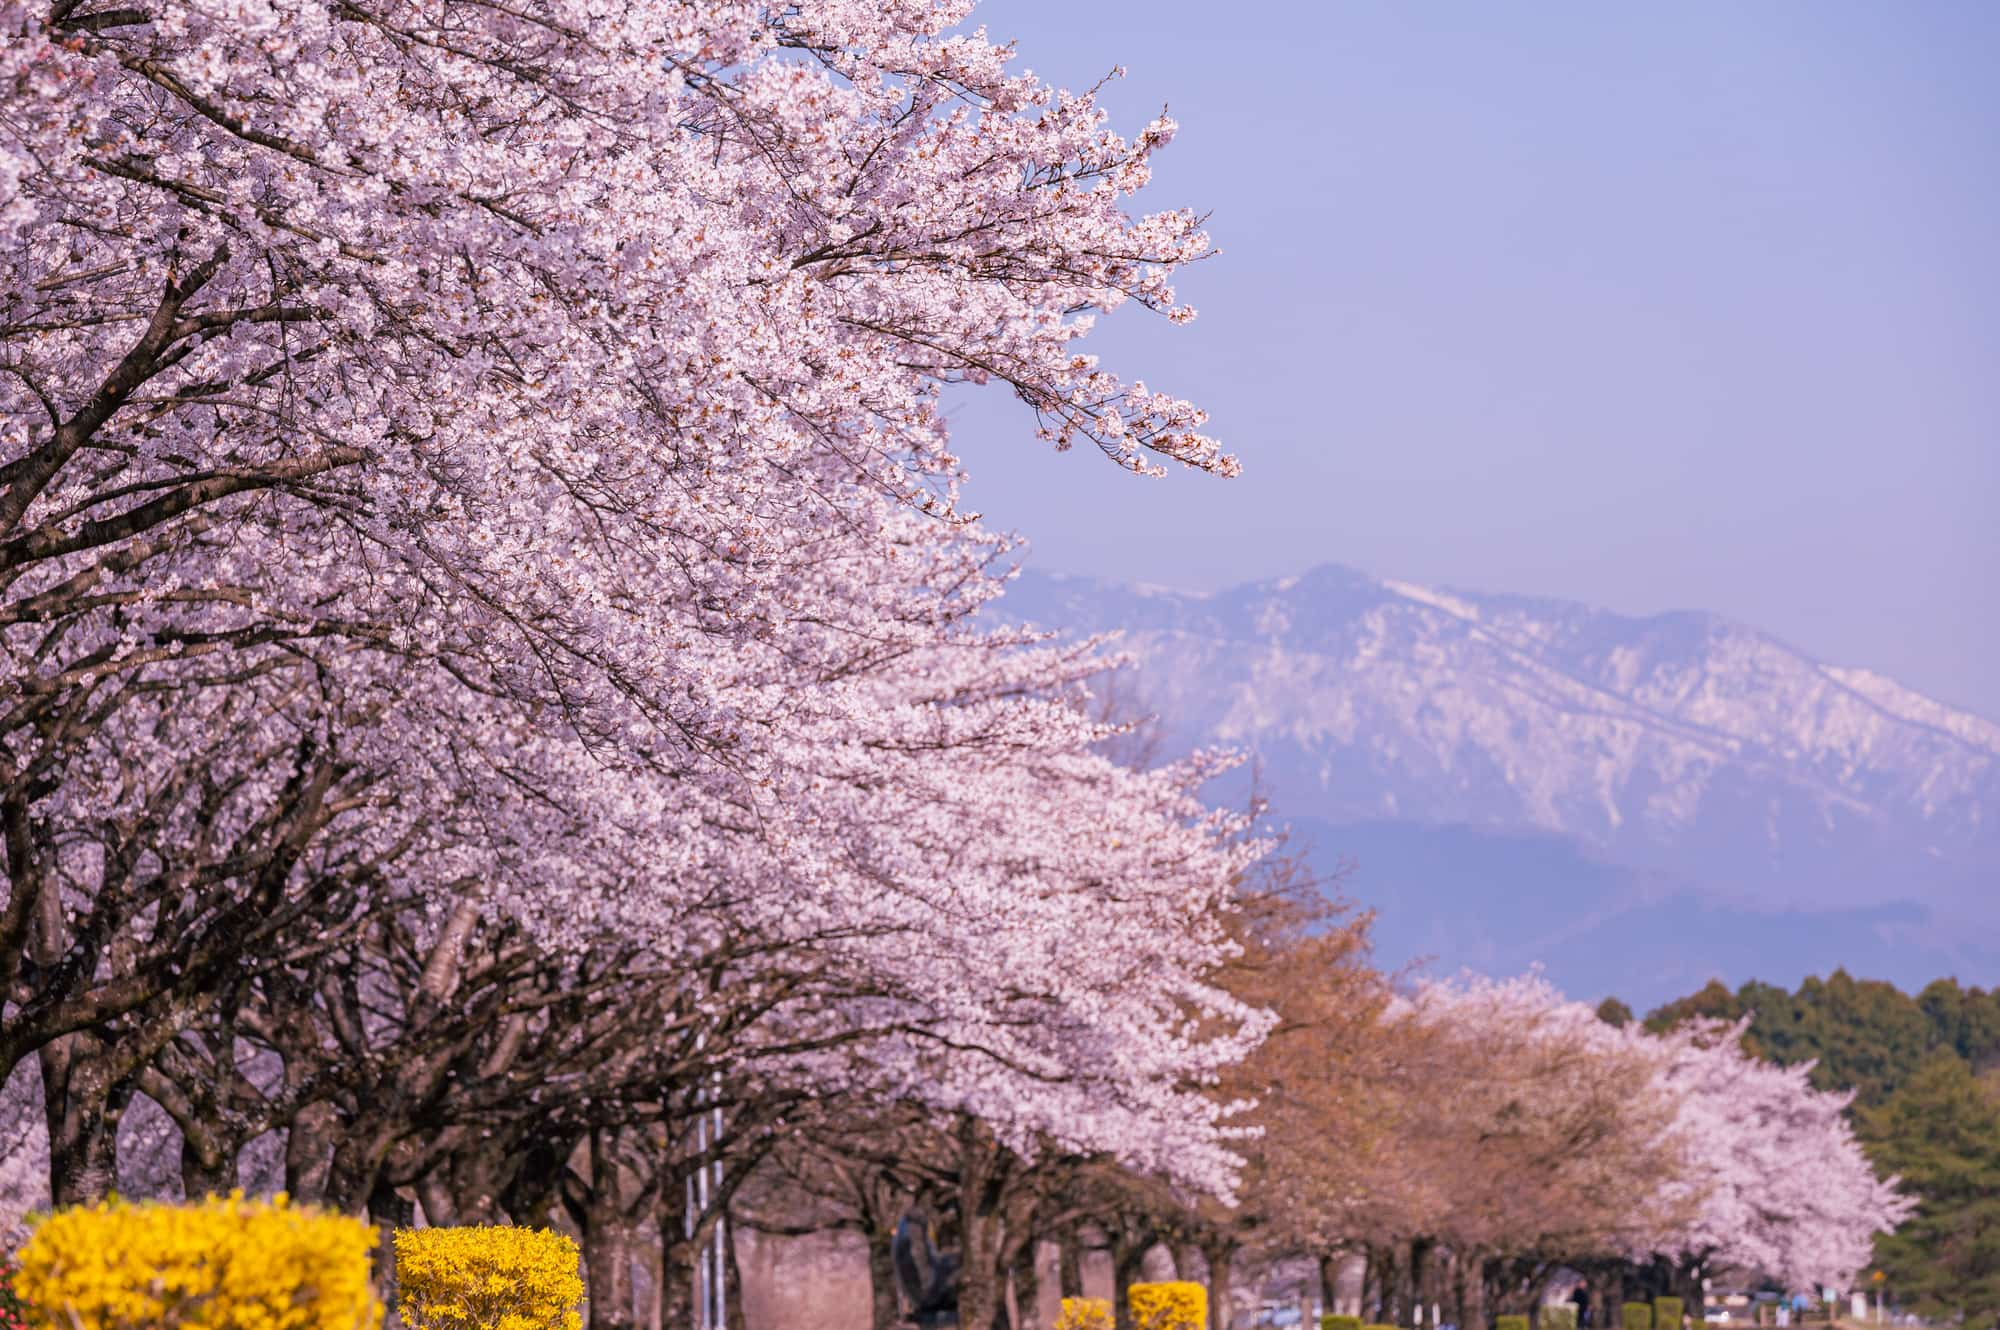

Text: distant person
xmin=1571 ymin=1285 xmax=1592 ymax=1329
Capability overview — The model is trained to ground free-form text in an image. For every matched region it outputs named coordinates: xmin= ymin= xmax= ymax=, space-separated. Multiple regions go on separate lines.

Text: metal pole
xmin=711 ymin=1086 xmax=726 ymax=1330
xmin=684 ymin=1137 xmax=698 ymax=1328
xmin=693 ymin=1108 xmax=711 ymax=1330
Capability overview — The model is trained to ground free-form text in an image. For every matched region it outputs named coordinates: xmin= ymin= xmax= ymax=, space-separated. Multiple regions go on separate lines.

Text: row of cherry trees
xmin=738 ymin=858 xmax=1910 ymax=1330
xmin=0 ymin=844 xmax=1911 ymax=1330
xmin=0 ymin=0 xmax=1267 ymax=1324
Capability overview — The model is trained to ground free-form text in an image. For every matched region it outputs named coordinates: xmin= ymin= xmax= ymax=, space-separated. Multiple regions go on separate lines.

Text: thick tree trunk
xmin=369 ymin=1180 xmax=416 ymax=1316
xmin=325 ymin=1124 xmax=397 ymax=1216
xmin=286 ymin=1100 xmax=338 ymax=1203
xmin=1408 ymin=1238 xmax=1434 ymax=1326
xmin=1059 ymin=1226 xmax=1086 ymax=1299
xmin=954 ymin=1121 xmax=1006 ymax=1330
xmin=1377 ymin=1244 xmax=1405 ymax=1327
xmin=1112 ymin=1236 xmax=1152 ymax=1330
xmin=1677 ymin=1260 xmax=1707 ymax=1323
xmin=723 ymin=1218 xmax=747 ymax=1330
xmin=656 ymin=1223 xmax=695 ymax=1330
xmin=587 ymin=1221 xmax=637 ymax=1330
xmin=437 ymin=1139 xmax=512 ymax=1225
xmin=1010 ymin=1239 xmax=1042 ymax=1330
xmin=957 ymin=1205 xmax=1004 ymax=1330
xmin=39 ymin=1035 xmax=128 ymax=1207
xmin=1460 ymin=1251 xmax=1487 ymax=1330
xmin=585 ymin=1130 xmax=637 ymax=1330
xmin=1442 ymin=1250 xmax=1465 ymax=1330
xmin=1203 ymin=1240 xmax=1237 ymax=1330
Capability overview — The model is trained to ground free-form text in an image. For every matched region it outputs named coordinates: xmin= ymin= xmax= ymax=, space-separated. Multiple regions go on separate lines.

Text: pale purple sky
xmin=949 ymin=2 xmax=2000 ymax=718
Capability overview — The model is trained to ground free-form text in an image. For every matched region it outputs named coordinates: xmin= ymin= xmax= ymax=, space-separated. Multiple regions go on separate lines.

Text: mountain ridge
xmin=1001 ymin=562 xmax=1998 ymax=1003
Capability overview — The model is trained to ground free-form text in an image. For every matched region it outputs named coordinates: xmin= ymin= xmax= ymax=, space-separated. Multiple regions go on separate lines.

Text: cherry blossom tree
xmin=0 ymin=0 xmax=1231 ymax=796
xmin=1643 ymin=1020 xmax=1913 ymax=1301
xmin=4 ymin=0 xmax=1268 ymax=1173
xmin=1365 ymin=975 xmax=1684 ymax=1324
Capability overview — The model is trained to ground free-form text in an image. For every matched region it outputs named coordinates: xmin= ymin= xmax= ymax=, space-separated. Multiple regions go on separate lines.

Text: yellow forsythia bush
xmin=13 ymin=1192 xmax=379 ymax=1330
xmin=393 ymin=1226 xmax=583 ymax=1330
xmin=1054 ymin=1297 xmax=1115 ymax=1330
xmin=1129 ymin=1281 xmax=1207 ymax=1330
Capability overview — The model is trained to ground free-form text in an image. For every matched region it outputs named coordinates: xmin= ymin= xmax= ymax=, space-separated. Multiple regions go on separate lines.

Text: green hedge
xmin=1543 ymin=1307 xmax=1580 ymax=1330
xmin=1623 ymin=1304 xmax=1654 ymax=1330
xmin=1498 ymin=1316 xmax=1530 ymax=1330
xmin=1322 ymin=1317 xmax=1364 ymax=1330
xmin=1655 ymin=1299 xmax=1685 ymax=1330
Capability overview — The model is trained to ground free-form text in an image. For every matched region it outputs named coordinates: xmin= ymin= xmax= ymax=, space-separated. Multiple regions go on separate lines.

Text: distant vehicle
xmin=1251 ymin=1305 xmax=1303 ymax=1328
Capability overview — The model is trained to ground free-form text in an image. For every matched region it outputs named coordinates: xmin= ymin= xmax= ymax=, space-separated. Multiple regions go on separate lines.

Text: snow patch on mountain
xmin=1004 ymin=564 xmax=1999 ymax=920
xmin=1383 ymin=578 xmax=1483 ymax=622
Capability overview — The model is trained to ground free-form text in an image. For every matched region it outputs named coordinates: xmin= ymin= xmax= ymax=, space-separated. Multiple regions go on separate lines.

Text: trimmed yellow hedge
xmin=1130 ymin=1282 xmax=1207 ymax=1330
xmin=392 ymin=1227 xmax=582 ymax=1330
xmin=1055 ymin=1297 xmax=1115 ymax=1330
xmin=1322 ymin=1317 xmax=1364 ymax=1330
xmin=13 ymin=1192 xmax=379 ymax=1330
xmin=1623 ymin=1304 xmax=1654 ymax=1330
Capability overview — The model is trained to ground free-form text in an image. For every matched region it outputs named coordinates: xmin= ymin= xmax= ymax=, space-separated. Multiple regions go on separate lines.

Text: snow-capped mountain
xmin=1004 ymin=564 xmax=2000 ymax=1005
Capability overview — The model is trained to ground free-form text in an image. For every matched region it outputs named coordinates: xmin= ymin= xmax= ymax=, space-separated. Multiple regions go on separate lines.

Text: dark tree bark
xmin=286 ymin=1099 xmax=338 ymax=1201
xmin=1202 ymin=1239 xmax=1238 ymax=1330
xmin=38 ymin=1033 xmax=130 ymax=1206
xmin=657 ymin=1205 xmax=695 ymax=1330
xmin=954 ymin=1120 xmax=1007 ymax=1330
xmin=1677 ymin=1258 xmax=1708 ymax=1323
xmin=1059 ymin=1225 xmax=1086 ymax=1299
xmin=587 ymin=1219 xmax=637 ymax=1330
xmin=368 ymin=1179 xmax=416 ymax=1313
xmin=1408 ymin=1238 xmax=1434 ymax=1326
xmin=1111 ymin=1233 xmax=1154 ymax=1330
xmin=1011 ymin=1239 xmax=1042 ymax=1330
xmin=1374 ymin=1244 xmax=1403 ymax=1326
xmin=723 ymin=1216 xmax=747 ymax=1330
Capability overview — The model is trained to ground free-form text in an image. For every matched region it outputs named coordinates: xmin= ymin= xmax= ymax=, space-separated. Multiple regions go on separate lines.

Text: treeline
xmin=1623 ymin=971 xmax=2000 ymax=1106
xmin=728 ymin=869 xmax=1906 ymax=1330
xmin=1615 ymin=972 xmax=2000 ymax=1323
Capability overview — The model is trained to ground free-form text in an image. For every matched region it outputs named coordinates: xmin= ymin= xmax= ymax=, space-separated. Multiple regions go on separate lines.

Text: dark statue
xmin=892 ymin=1210 xmax=962 ymax=1329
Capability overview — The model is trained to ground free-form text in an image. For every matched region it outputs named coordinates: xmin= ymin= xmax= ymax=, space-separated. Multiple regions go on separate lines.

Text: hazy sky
xmin=948 ymin=2 xmax=2000 ymax=718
